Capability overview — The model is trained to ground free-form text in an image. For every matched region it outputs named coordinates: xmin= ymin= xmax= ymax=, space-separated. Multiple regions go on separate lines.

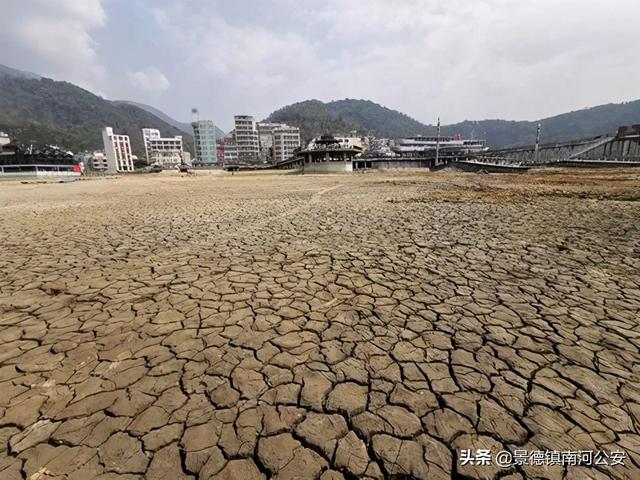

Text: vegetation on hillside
xmin=3 ymin=64 xmax=640 ymax=153
xmin=0 ymin=76 xmax=194 ymax=156
xmin=266 ymin=98 xmax=640 ymax=147
xmin=265 ymin=100 xmax=359 ymax=142
xmin=327 ymin=99 xmax=431 ymax=138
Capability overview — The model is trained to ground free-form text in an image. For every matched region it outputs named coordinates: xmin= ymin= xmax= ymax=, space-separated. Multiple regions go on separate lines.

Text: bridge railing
xmin=567 ymin=156 xmax=640 ymax=163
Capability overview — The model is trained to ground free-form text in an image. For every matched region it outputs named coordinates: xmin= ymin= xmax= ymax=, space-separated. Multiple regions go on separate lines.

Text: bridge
xmin=477 ymin=125 xmax=640 ymax=166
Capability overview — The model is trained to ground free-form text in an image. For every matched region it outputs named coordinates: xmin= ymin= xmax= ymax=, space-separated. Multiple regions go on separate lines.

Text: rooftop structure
xmin=307 ymin=134 xmax=366 ymax=152
xmin=0 ymin=142 xmax=80 ymax=176
xmin=276 ymin=135 xmax=363 ymax=173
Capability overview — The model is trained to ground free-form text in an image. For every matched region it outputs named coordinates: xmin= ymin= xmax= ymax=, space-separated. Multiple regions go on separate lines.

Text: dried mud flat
xmin=0 ymin=169 xmax=639 ymax=480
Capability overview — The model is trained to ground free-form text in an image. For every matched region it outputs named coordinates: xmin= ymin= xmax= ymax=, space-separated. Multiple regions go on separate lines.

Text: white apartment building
xmin=0 ymin=131 xmax=10 ymax=147
xmin=192 ymin=120 xmax=217 ymax=165
xmin=224 ymin=135 xmax=238 ymax=164
xmin=273 ymin=125 xmax=301 ymax=163
xmin=234 ymin=115 xmax=259 ymax=163
xmin=142 ymin=128 xmax=184 ymax=167
xmin=102 ymin=127 xmax=134 ymax=173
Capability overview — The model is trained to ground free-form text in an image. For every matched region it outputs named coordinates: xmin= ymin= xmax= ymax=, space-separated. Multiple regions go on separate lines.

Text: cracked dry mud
xmin=0 ymin=169 xmax=639 ymax=480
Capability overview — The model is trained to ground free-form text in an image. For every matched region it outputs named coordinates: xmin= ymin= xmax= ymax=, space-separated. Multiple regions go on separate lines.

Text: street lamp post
xmin=534 ymin=123 xmax=541 ymax=163
xmin=435 ymin=117 xmax=441 ymax=166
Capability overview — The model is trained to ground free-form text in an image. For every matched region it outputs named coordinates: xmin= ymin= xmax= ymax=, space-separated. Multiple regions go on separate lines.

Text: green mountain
xmin=323 ymin=99 xmax=431 ymax=139
xmin=113 ymin=100 xmax=226 ymax=139
xmin=0 ymin=66 xmax=193 ymax=157
xmin=266 ymin=98 xmax=640 ymax=148
xmin=265 ymin=100 xmax=360 ymax=142
xmin=3 ymin=60 xmax=639 ymax=152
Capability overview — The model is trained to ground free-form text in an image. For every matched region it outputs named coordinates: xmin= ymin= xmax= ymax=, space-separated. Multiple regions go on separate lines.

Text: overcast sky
xmin=2 ymin=0 xmax=639 ymax=131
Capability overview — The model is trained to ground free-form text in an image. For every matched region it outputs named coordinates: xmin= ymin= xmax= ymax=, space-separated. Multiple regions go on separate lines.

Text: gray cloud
xmin=128 ymin=67 xmax=170 ymax=96
xmin=2 ymin=0 xmax=639 ymax=131
xmin=0 ymin=0 xmax=106 ymax=90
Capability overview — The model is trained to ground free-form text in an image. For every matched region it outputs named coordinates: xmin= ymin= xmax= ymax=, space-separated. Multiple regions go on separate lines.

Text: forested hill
xmin=266 ymin=98 xmax=640 ymax=147
xmin=0 ymin=68 xmax=193 ymax=156
xmin=265 ymin=100 xmax=360 ymax=142
xmin=3 ymin=59 xmax=640 ymax=152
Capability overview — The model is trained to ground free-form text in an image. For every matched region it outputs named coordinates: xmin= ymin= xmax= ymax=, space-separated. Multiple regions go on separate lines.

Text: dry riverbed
xmin=0 ymin=168 xmax=639 ymax=479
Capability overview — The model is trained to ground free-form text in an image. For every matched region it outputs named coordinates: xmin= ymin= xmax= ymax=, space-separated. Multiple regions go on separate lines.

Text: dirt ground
xmin=0 ymin=168 xmax=639 ymax=479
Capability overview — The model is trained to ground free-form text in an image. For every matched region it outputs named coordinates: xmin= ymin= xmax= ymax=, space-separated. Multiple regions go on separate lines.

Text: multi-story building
xmin=257 ymin=123 xmax=278 ymax=163
xmin=234 ymin=115 xmax=259 ymax=163
xmin=142 ymin=128 xmax=184 ymax=167
xmin=223 ymin=135 xmax=238 ymax=164
xmin=254 ymin=122 xmax=301 ymax=164
xmin=90 ymin=152 xmax=108 ymax=171
xmin=0 ymin=131 xmax=10 ymax=147
xmin=273 ymin=125 xmax=301 ymax=163
xmin=192 ymin=120 xmax=218 ymax=165
xmin=102 ymin=127 xmax=134 ymax=173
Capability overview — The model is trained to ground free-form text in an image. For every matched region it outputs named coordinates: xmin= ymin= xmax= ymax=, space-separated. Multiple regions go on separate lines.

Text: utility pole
xmin=534 ymin=123 xmax=541 ymax=163
xmin=435 ymin=117 xmax=441 ymax=165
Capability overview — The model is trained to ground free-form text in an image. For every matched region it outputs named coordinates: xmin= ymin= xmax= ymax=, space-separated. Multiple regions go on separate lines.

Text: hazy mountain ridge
xmin=0 ymin=64 xmax=41 ymax=80
xmin=266 ymin=98 xmax=640 ymax=147
xmin=114 ymin=100 xmax=227 ymax=139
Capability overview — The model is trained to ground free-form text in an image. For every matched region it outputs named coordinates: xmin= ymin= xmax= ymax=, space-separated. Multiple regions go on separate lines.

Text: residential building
xmin=369 ymin=137 xmax=396 ymax=156
xmin=142 ymin=128 xmax=184 ymax=167
xmin=273 ymin=125 xmax=301 ymax=163
xmin=102 ymin=127 xmax=134 ymax=173
xmin=234 ymin=115 xmax=259 ymax=163
xmin=257 ymin=123 xmax=278 ymax=163
xmin=90 ymin=152 xmax=108 ymax=171
xmin=0 ymin=131 xmax=10 ymax=147
xmin=192 ymin=120 xmax=217 ymax=165
xmin=224 ymin=135 xmax=238 ymax=164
